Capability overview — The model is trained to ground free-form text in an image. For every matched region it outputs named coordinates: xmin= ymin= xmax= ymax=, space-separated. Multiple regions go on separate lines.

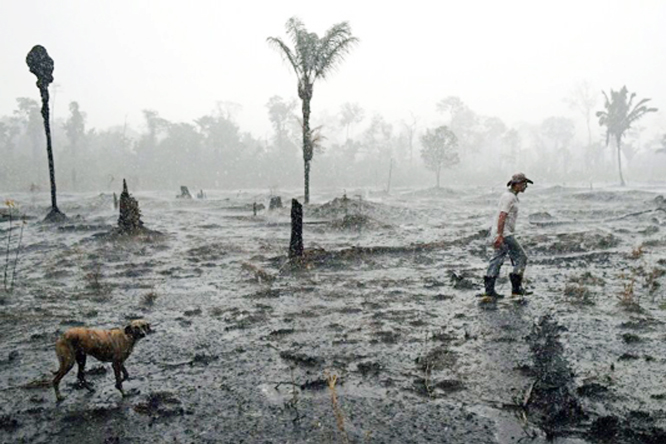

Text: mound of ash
xmin=0 ymin=414 xmax=19 ymax=432
xmin=330 ymin=213 xmax=391 ymax=231
xmin=133 ymin=391 xmax=184 ymax=418
xmin=528 ymin=231 xmax=620 ymax=255
xmin=587 ymin=412 xmax=666 ymax=443
xmin=309 ymin=195 xmax=380 ymax=219
xmin=523 ymin=316 xmax=666 ymax=442
xmin=308 ymin=195 xmax=413 ymax=223
xmin=526 ymin=315 xmax=585 ymax=439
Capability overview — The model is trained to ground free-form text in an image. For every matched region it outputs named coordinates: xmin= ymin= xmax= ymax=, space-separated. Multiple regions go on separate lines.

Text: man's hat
xmin=507 ymin=172 xmax=533 ymax=187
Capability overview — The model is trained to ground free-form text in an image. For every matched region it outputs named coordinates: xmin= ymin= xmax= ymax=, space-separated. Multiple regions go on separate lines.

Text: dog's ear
xmin=125 ymin=325 xmax=134 ymax=336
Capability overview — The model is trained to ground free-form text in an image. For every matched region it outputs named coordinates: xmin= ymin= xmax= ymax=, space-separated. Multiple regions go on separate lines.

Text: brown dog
xmin=53 ymin=319 xmax=152 ymax=401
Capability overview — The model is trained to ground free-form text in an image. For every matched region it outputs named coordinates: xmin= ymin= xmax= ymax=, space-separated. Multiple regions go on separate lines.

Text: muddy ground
xmin=1 ymin=184 xmax=666 ymax=443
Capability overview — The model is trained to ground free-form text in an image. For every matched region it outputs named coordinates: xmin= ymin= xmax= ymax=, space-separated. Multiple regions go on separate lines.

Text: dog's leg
xmin=121 ymin=365 xmax=129 ymax=382
xmin=112 ymin=361 xmax=125 ymax=396
xmin=53 ymin=339 xmax=75 ymax=402
xmin=75 ymin=349 xmax=94 ymax=392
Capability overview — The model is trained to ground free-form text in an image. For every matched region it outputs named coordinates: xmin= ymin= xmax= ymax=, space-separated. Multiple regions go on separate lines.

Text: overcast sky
xmin=1 ymin=0 xmax=665 ymax=140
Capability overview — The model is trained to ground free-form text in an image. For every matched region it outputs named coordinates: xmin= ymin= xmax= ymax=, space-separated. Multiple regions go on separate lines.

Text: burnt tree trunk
xmin=289 ymin=199 xmax=303 ymax=258
xmin=26 ymin=45 xmax=66 ymax=222
xmin=118 ymin=179 xmax=144 ymax=233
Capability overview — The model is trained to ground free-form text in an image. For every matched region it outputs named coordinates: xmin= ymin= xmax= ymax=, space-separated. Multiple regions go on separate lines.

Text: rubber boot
xmin=483 ymin=276 xmax=504 ymax=299
xmin=509 ymin=273 xmax=532 ymax=296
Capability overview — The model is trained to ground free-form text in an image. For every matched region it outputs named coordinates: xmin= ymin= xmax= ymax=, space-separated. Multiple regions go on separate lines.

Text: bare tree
xmin=420 ymin=125 xmax=459 ymax=188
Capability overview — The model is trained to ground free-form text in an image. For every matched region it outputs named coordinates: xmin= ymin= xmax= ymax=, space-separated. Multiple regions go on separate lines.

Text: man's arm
xmin=494 ymin=211 xmax=508 ymax=249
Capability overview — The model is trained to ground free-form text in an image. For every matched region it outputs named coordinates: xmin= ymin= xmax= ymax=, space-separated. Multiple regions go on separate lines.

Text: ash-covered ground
xmin=1 ymin=183 xmax=666 ymax=443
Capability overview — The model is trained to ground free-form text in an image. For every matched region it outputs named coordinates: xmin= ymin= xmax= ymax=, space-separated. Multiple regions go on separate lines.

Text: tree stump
xmin=178 ymin=186 xmax=192 ymax=199
xmin=118 ymin=179 xmax=144 ymax=233
xmin=289 ymin=199 xmax=303 ymax=258
xmin=269 ymin=196 xmax=283 ymax=210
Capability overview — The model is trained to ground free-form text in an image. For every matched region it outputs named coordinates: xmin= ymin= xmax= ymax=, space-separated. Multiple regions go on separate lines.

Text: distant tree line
xmin=1 ymin=91 xmax=662 ymax=194
xmin=2 ymin=26 xmax=663 ymax=195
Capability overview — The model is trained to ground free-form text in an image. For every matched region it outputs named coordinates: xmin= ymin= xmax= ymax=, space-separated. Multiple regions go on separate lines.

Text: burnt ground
xmin=1 ymin=184 xmax=666 ymax=443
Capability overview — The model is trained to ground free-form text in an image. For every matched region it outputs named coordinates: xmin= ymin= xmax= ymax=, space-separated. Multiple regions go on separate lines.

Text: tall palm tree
xmin=268 ymin=17 xmax=358 ymax=204
xmin=596 ymin=86 xmax=657 ymax=186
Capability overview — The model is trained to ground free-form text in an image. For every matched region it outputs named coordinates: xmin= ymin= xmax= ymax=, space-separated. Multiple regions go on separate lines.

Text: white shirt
xmin=493 ymin=189 xmax=519 ymax=237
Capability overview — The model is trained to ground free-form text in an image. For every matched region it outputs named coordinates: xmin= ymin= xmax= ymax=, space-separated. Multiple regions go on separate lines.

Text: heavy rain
xmin=1 ymin=1 xmax=666 ymax=443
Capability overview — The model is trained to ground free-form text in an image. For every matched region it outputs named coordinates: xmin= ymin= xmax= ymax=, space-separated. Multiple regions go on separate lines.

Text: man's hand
xmin=493 ymin=235 xmax=504 ymax=249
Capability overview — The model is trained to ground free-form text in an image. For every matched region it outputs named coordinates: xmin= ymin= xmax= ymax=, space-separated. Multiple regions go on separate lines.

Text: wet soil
xmin=1 ymin=185 xmax=666 ymax=443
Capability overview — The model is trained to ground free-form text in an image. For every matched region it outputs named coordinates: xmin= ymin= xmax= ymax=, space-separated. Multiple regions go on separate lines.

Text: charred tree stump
xmin=178 ymin=186 xmax=192 ymax=199
xmin=289 ymin=199 xmax=303 ymax=258
xmin=269 ymin=196 xmax=283 ymax=210
xmin=118 ymin=179 xmax=144 ymax=233
xmin=26 ymin=45 xmax=66 ymax=223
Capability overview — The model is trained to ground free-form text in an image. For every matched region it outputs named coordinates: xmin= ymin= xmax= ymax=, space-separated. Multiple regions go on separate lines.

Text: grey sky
xmin=1 ymin=0 xmax=664 ymax=140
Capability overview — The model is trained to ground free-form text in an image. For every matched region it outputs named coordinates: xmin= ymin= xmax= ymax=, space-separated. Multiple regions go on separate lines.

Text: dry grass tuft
xmin=421 ymin=330 xmax=435 ymax=398
xmin=141 ymin=291 xmax=158 ymax=306
xmin=325 ymin=370 xmax=348 ymax=444
xmin=630 ymin=245 xmax=645 ymax=260
xmin=83 ymin=263 xmax=106 ymax=294
xmin=563 ymin=283 xmax=595 ymax=306
xmin=618 ymin=274 xmax=641 ymax=312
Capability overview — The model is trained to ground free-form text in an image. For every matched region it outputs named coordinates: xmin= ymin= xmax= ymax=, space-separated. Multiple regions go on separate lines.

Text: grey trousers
xmin=486 ymin=235 xmax=528 ymax=277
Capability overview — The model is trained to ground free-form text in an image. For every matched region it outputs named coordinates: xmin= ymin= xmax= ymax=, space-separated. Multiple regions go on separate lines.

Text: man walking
xmin=483 ymin=173 xmax=533 ymax=299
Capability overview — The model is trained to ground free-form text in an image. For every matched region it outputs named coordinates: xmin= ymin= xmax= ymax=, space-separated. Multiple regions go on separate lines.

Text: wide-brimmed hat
xmin=507 ymin=172 xmax=534 ymax=187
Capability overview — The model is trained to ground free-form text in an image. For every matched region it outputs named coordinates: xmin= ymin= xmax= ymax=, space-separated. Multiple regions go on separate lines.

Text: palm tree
xmin=268 ymin=17 xmax=358 ymax=204
xmin=596 ymin=86 xmax=657 ymax=186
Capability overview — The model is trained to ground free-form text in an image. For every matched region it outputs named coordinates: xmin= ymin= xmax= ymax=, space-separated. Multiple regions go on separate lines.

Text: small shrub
xmin=563 ymin=283 xmax=595 ymax=306
xmin=210 ymin=306 xmax=224 ymax=317
xmin=84 ymin=264 xmax=104 ymax=291
xmin=630 ymin=245 xmax=645 ymax=260
xmin=82 ymin=262 xmax=110 ymax=299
